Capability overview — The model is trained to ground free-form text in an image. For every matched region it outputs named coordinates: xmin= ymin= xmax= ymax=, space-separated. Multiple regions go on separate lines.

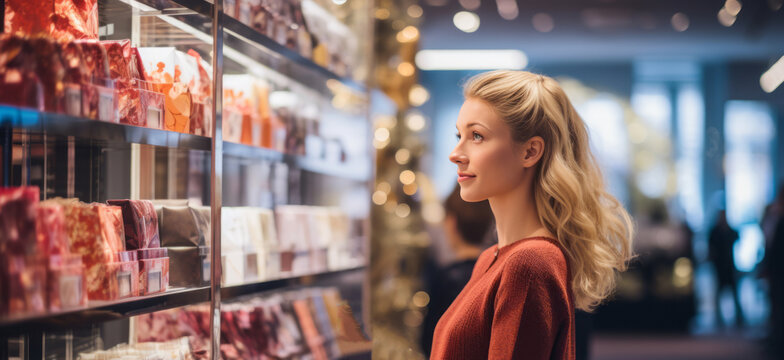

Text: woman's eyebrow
xmin=466 ymin=122 xmax=490 ymax=131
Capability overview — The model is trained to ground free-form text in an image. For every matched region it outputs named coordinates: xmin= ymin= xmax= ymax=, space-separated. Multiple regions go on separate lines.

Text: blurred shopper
xmin=430 ymin=71 xmax=634 ymax=359
xmin=761 ymin=185 xmax=784 ymax=357
xmin=708 ymin=210 xmax=744 ymax=328
xmin=421 ymin=185 xmax=493 ymax=357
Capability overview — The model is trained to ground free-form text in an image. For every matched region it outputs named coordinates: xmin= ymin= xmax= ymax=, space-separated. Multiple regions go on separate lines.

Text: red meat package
xmin=0 ymin=186 xmax=40 ymax=257
xmin=75 ymin=40 xmax=115 ymax=121
xmin=26 ymin=36 xmax=67 ymax=113
xmin=98 ymin=259 xmax=140 ymax=300
xmin=139 ymin=256 xmax=169 ymax=295
xmin=107 ymin=199 xmax=160 ymax=250
xmin=35 ymin=202 xmax=69 ymax=257
xmin=4 ymin=0 xmax=97 ymax=41
xmin=102 ymin=40 xmax=146 ymax=126
xmin=57 ymin=41 xmax=90 ymax=117
xmin=0 ymin=35 xmax=42 ymax=110
xmin=56 ymin=200 xmax=126 ymax=299
xmin=1 ymin=256 xmax=47 ymax=316
xmin=47 ymin=253 xmax=88 ymax=311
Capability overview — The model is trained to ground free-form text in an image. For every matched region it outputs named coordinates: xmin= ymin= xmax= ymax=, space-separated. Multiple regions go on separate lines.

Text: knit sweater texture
xmin=430 ymin=236 xmax=575 ymax=360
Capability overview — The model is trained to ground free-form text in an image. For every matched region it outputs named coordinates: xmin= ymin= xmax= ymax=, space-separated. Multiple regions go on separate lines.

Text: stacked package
xmin=134 ymin=287 xmax=368 ymax=360
xmin=108 ymin=199 xmax=169 ymax=296
xmin=155 ymin=201 xmax=211 ymax=288
xmin=0 ymin=187 xmax=88 ymax=316
xmin=58 ymin=199 xmax=140 ymax=301
xmin=224 ymin=0 xmax=357 ymax=78
xmin=2 ymin=3 xmax=214 ymax=136
xmin=76 ymin=337 xmax=193 ymax=360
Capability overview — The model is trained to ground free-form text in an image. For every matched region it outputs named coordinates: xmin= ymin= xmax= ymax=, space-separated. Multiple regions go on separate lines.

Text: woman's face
xmin=450 ymin=98 xmax=526 ymax=202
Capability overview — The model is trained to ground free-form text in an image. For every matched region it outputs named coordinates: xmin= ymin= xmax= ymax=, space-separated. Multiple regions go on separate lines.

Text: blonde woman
xmin=430 ymin=70 xmax=634 ymax=359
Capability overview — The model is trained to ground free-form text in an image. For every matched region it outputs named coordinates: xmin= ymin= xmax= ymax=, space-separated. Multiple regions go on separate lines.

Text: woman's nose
xmin=449 ymin=147 xmax=467 ymax=165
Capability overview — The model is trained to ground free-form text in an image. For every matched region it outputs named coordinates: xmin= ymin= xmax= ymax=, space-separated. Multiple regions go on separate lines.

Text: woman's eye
xmin=472 ymin=132 xmax=483 ymax=141
xmin=456 ymin=133 xmax=461 ymax=140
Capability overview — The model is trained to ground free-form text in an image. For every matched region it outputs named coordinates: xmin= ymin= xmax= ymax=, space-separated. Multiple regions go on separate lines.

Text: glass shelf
xmin=0 ymin=287 xmax=210 ymax=337
xmin=0 ymin=106 xmax=212 ymax=151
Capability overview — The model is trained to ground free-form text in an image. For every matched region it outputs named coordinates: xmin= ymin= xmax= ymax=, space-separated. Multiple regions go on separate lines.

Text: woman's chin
xmin=458 ymin=188 xmax=487 ymax=203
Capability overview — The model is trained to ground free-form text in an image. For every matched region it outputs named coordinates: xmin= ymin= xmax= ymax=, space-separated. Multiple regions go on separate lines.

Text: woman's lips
xmin=457 ymin=174 xmax=476 ymax=183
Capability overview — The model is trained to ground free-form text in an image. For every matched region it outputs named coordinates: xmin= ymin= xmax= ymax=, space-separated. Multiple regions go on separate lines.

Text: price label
xmin=147 ymin=270 xmax=162 ymax=293
xmin=117 ymin=271 xmax=132 ymax=298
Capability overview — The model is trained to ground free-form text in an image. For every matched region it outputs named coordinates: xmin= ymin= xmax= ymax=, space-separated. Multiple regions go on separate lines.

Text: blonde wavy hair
xmin=464 ymin=70 xmax=635 ymax=312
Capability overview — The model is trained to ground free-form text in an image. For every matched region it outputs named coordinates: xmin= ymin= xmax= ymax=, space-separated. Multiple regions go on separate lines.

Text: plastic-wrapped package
xmin=137 ymin=247 xmax=168 ymax=260
xmin=58 ymin=200 xmax=126 ymax=300
xmin=0 ymin=35 xmax=42 ymax=110
xmin=35 ymin=202 xmax=69 ymax=257
xmin=0 ymin=186 xmax=39 ymax=257
xmin=1 ymin=255 xmax=47 ymax=316
xmin=3 ymin=0 xmax=55 ymax=36
xmin=293 ymin=298 xmax=329 ymax=360
xmin=107 ymin=199 xmax=160 ymax=250
xmin=167 ymin=246 xmax=210 ymax=287
xmin=89 ymin=259 xmax=140 ymax=300
xmin=102 ymin=40 xmax=144 ymax=126
xmin=57 ymin=41 xmax=90 ymax=117
xmin=115 ymin=250 xmax=138 ymax=262
xmin=138 ymin=48 xmax=200 ymax=133
xmin=75 ymin=39 xmax=114 ymax=121
xmin=50 ymin=0 xmax=99 ymax=40
xmin=29 ymin=36 xmax=66 ymax=112
xmin=47 ymin=253 xmax=87 ymax=311
xmin=139 ymin=256 xmax=169 ymax=295
xmin=222 ymin=252 xmax=245 ymax=286
xmin=157 ymin=205 xmax=207 ymax=247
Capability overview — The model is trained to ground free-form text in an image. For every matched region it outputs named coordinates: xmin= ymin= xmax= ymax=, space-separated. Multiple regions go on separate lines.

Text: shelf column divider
xmin=209 ymin=0 xmax=225 ymax=358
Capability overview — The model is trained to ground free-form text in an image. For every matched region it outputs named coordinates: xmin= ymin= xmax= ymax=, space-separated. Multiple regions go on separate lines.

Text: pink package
xmin=137 ymin=247 xmax=168 ymax=260
xmin=47 ymin=253 xmax=88 ymax=311
xmin=1 ymin=256 xmax=47 ymax=316
xmin=90 ymin=259 xmax=139 ymax=301
xmin=139 ymin=257 xmax=169 ymax=295
xmin=107 ymin=199 xmax=160 ymax=250
xmin=0 ymin=186 xmax=40 ymax=257
xmin=35 ymin=202 xmax=69 ymax=256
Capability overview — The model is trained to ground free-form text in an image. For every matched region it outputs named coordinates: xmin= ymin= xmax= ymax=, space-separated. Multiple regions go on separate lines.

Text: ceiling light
xmin=415 ymin=49 xmax=528 ymax=70
xmin=375 ymin=8 xmax=390 ymax=20
xmin=724 ymin=0 xmax=742 ymax=16
xmin=718 ymin=8 xmax=736 ymax=27
xmin=671 ymin=12 xmax=689 ymax=32
xmin=760 ymin=55 xmax=784 ymax=93
xmin=332 ymin=0 xmax=347 ymax=5
xmin=453 ymin=11 xmax=480 ymax=33
xmin=497 ymin=0 xmax=519 ymax=20
xmin=532 ymin=13 xmax=554 ymax=32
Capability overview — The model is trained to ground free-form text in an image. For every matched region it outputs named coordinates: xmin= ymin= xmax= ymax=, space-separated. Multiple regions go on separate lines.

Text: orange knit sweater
xmin=430 ymin=237 xmax=575 ymax=360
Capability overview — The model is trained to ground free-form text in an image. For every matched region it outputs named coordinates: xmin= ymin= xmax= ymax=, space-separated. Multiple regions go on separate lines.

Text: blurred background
xmin=368 ymin=0 xmax=784 ymax=359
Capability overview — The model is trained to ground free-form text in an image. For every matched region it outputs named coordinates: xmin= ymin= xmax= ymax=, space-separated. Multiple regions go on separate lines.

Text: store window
xmin=575 ymin=94 xmax=630 ymax=204
xmin=676 ymin=84 xmax=705 ymax=230
xmin=724 ymin=100 xmax=776 ymax=272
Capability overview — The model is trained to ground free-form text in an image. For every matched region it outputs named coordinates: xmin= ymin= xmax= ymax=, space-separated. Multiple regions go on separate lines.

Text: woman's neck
xmin=489 ymin=182 xmax=553 ymax=248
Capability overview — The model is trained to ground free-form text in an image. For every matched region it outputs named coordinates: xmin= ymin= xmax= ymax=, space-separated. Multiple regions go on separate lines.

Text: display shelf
xmin=222 ymin=14 xmax=365 ymax=93
xmin=0 ymin=106 xmax=212 ymax=151
xmin=123 ymin=0 xmax=213 ymax=17
xmin=223 ymin=141 xmax=371 ymax=181
xmin=221 ymin=265 xmax=366 ymax=301
xmin=0 ymin=287 xmax=210 ymax=336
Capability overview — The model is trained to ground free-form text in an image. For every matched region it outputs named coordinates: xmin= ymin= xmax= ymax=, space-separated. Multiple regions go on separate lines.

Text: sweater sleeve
xmin=488 ymin=249 xmax=570 ymax=360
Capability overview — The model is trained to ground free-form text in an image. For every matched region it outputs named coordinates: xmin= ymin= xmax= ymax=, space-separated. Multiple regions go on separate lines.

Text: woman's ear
xmin=520 ymin=136 xmax=545 ymax=168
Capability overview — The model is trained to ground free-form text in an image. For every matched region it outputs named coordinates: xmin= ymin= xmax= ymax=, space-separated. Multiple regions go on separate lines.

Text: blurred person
xmin=431 ymin=71 xmax=634 ymax=359
xmin=761 ymin=184 xmax=784 ymax=357
xmin=708 ymin=210 xmax=744 ymax=328
xmin=421 ymin=184 xmax=494 ymax=357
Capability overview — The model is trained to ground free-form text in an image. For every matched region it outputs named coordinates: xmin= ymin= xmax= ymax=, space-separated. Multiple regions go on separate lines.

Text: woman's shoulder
xmin=503 ymin=239 xmax=569 ymax=278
